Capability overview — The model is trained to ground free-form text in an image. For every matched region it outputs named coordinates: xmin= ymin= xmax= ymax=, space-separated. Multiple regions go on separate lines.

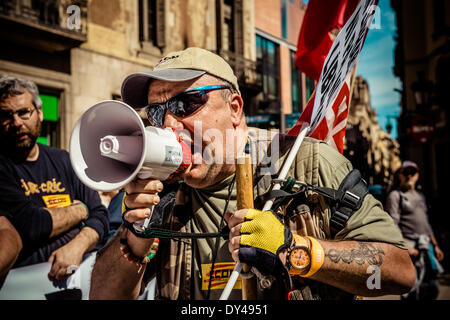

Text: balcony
xmin=218 ymin=49 xmax=262 ymax=93
xmin=0 ymin=0 xmax=88 ymax=52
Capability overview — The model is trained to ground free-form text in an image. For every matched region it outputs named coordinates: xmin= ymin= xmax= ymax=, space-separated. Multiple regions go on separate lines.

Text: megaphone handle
xmin=142 ymin=212 xmax=151 ymax=229
xmin=134 ymin=172 xmax=157 ymax=230
xmin=132 ymin=204 xmax=154 ymax=233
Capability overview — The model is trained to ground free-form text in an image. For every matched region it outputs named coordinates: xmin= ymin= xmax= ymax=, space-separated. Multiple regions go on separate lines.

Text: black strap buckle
xmin=340 ymin=190 xmax=360 ymax=209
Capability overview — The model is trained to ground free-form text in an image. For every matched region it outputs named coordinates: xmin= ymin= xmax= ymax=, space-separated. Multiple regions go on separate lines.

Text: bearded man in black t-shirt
xmin=0 ymin=75 xmax=109 ymax=281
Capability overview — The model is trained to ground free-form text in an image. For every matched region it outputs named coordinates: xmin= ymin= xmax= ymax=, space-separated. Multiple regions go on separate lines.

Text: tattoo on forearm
xmin=325 ymin=242 xmax=385 ymax=266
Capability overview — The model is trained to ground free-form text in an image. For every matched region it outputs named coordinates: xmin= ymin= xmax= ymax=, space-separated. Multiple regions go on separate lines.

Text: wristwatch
xmin=287 ymin=235 xmax=311 ymax=276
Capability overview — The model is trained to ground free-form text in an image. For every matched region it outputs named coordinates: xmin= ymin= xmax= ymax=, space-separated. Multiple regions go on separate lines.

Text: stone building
xmin=345 ymin=76 xmax=401 ymax=197
xmin=0 ymin=1 xmax=401 ymax=184
xmin=0 ymin=0 xmax=311 ymax=149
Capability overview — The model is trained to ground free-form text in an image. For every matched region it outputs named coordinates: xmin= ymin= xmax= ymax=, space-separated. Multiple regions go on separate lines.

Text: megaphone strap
xmin=146 ymin=228 xmax=228 ymax=239
xmin=122 ymin=218 xmax=228 ymax=239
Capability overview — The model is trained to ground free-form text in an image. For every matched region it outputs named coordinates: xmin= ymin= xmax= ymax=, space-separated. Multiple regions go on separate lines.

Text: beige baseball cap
xmin=121 ymin=47 xmax=240 ymax=109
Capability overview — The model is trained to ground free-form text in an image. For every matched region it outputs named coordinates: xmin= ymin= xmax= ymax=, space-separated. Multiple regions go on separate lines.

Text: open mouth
xmin=176 ymin=132 xmax=202 ymax=165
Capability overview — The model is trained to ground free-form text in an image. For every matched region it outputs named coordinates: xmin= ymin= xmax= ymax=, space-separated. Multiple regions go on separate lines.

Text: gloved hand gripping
xmin=239 ymin=209 xmax=292 ymax=275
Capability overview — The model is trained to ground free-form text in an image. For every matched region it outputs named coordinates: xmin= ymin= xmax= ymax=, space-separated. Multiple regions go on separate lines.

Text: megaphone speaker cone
xmin=70 ymin=100 xmax=146 ymax=192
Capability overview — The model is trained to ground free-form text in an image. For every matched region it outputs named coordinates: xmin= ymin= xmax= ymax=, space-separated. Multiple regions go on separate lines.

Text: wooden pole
xmin=235 ymin=154 xmax=257 ymax=300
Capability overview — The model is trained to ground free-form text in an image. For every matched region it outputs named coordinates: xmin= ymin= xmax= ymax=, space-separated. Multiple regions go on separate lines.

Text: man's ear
xmin=229 ymin=94 xmax=244 ymax=127
xmin=37 ymin=108 xmax=44 ymax=122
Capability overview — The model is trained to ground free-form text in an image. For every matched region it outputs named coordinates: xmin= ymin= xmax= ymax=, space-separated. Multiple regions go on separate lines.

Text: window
xmin=217 ymin=0 xmax=244 ymax=55
xmin=223 ymin=0 xmax=235 ymax=52
xmin=256 ymin=35 xmax=280 ymax=104
xmin=281 ymin=0 xmax=288 ymax=40
xmin=290 ymin=50 xmax=302 ymax=113
xmin=139 ymin=0 xmax=165 ymax=50
xmin=37 ymin=92 xmax=59 ymax=147
xmin=305 ymin=75 xmax=315 ymax=102
xmin=433 ymin=0 xmax=445 ymax=36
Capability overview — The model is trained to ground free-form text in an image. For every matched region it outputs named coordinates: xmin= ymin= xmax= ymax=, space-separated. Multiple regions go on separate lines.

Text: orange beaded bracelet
xmin=119 ymin=238 xmax=159 ymax=273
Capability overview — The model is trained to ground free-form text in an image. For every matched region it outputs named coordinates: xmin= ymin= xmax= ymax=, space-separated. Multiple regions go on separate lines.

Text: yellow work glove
xmin=239 ymin=209 xmax=292 ymax=275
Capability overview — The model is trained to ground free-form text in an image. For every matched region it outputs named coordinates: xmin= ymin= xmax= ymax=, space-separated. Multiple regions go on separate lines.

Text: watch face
xmin=290 ymin=246 xmax=310 ymax=270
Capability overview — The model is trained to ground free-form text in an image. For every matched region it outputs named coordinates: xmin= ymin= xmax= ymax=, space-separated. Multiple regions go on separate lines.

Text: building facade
xmin=1 ymin=0 xmax=312 ymax=150
xmin=0 ymin=1 xmax=399 ymax=177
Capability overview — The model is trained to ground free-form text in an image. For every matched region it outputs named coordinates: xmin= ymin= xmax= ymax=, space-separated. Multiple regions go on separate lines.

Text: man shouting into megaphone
xmin=89 ymin=47 xmax=415 ymax=300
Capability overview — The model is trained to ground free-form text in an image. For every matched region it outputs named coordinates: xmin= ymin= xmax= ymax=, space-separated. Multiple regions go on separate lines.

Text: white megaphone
xmin=69 ymin=100 xmax=192 ymax=193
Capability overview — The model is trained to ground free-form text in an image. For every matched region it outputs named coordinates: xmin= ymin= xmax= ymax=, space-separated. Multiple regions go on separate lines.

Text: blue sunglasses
xmin=145 ymin=85 xmax=231 ymax=127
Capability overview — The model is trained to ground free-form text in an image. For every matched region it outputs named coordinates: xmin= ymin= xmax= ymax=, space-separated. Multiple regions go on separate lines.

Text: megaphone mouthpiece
xmin=99 ymin=135 xmax=143 ymax=165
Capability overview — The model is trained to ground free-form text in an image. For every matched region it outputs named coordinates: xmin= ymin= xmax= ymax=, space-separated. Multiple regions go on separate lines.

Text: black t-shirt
xmin=0 ymin=144 xmax=109 ymax=267
xmin=0 ymin=209 xmax=11 ymax=219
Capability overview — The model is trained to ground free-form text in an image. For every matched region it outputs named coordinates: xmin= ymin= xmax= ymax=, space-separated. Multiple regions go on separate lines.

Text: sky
xmin=356 ymin=0 xmax=401 ymax=139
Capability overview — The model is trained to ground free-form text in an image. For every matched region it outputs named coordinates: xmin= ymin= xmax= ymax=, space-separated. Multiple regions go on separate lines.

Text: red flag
xmin=288 ymin=74 xmax=351 ymax=153
xmin=290 ymin=0 xmax=377 ymax=153
xmin=296 ymin=0 xmax=359 ymax=81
